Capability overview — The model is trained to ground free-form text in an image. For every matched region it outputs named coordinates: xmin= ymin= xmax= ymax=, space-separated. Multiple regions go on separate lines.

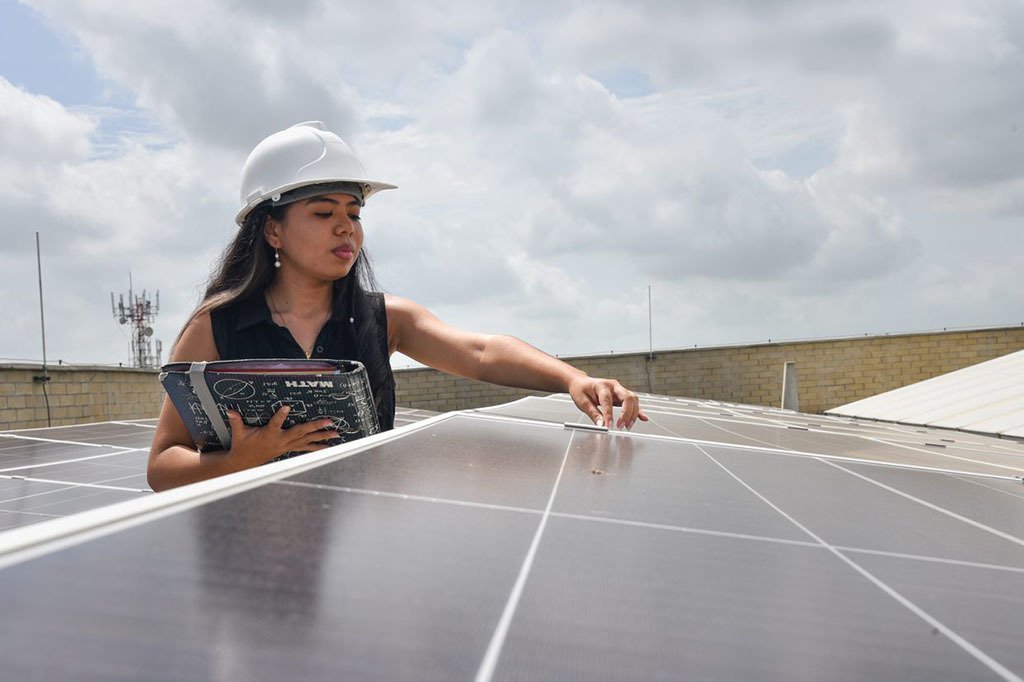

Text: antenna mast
xmin=111 ymin=273 xmax=161 ymax=368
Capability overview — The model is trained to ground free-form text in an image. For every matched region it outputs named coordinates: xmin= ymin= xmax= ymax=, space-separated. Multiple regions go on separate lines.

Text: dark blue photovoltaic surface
xmin=1 ymin=402 xmax=1022 ymax=681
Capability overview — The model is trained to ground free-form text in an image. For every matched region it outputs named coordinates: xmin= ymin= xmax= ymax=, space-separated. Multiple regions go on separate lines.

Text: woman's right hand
xmin=224 ymin=406 xmax=335 ymax=468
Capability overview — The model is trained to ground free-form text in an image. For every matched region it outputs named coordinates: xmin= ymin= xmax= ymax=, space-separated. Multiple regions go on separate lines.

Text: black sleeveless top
xmin=209 ymin=287 xmax=396 ymax=431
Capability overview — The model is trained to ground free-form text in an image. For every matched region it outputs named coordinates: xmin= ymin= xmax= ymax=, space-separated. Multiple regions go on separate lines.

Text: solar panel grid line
xmin=0 ymin=471 xmax=132 ymax=490
xmin=712 ymin=401 xmax=950 ymax=445
xmin=0 ymin=478 xmax=147 ymax=516
xmin=714 ymin=402 xmax=951 ymax=441
xmin=537 ymin=393 xmax=750 ymax=420
xmin=819 ymin=459 xmax=1024 ymax=550
xmin=278 ymin=460 xmax=1024 ymax=580
xmin=833 ymin=545 xmax=1024 ymax=576
xmin=459 ymin=410 xmax=573 ymax=432
xmin=0 ymin=410 xmax=459 ymax=570
xmin=0 ymin=448 xmax=148 ymax=474
xmin=549 ymin=509 xmax=823 ymax=550
xmin=0 ymin=419 xmax=154 ymax=434
xmin=845 ymin=433 xmax=1024 ymax=458
xmin=108 ymin=421 xmax=158 ymax=429
xmin=463 ymin=403 xmax=1024 ymax=481
xmin=818 ymin=428 xmax=1022 ymax=477
xmin=954 ymin=475 xmax=1024 ymax=501
xmin=856 ymin=433 xmax=1024 ymax=472
xmin=277 ymin=479 xmax=543 ymax=517
xmin=694 ymin=443 xmax=1024 ymax=682
xmin=675 ymin=410 xmax=1024 ymax=480
xmin=0 ymin=474 xmax=149 ymax=493
xmin=279 ymin=476 xmax=829 ymax=551
xmin=0 ymin=481 xmax=84 ymax=506
xmin=474 ymin=427 xmax=576 ymax=682
xmin=581 ymin=393 xmax=1024 ymax=466
xmin=539 ymin=392 xmax=1009 ymax=451
xmin=0 ymin=509 xmax=58 ymax=520
xmin=649 ymin=410 xmax=1024 ymax=481
xmin=0 ymin=433 xmax=140 ymax=451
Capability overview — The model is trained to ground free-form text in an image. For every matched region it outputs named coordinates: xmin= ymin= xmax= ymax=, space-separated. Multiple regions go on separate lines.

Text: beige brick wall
xmin=3 ymin=326 xmax=1021 ymax=430
xmin=0 ymin=364 xmax=163 ymax=431
xmin=395 ymin=326 xmax=1024 ymax=415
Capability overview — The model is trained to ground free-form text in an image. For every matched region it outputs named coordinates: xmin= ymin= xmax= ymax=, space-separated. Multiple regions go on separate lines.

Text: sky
xmin=1 ymin=0 xmax=1022 ymax=368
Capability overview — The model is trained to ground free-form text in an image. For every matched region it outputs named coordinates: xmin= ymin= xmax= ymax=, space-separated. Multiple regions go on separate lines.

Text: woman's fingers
xmin=596 ymin=383 xmax=615 ymax=428
xmin=616 ymin=388 xmax=639 ymax=429
xmin=568 ymin=377 xmax=646 ymax=430
xmin=268 ymin=404 xmax=292 ymax=428
xmin=225 ymin=406 xmax=341 ymax=460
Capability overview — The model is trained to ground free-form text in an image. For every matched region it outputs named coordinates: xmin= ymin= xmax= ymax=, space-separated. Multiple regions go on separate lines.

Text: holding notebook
xmin=160 ymin=359 xmax=379 ymax=454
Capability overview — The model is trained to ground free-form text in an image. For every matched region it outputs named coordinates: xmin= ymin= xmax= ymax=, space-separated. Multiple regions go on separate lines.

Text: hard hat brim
xmin=235 ymin=178 xmax=397 ymax=226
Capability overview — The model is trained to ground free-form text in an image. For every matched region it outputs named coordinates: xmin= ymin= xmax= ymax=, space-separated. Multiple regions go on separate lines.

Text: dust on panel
xmin=550 ymin=431 xmax=808 ymax=542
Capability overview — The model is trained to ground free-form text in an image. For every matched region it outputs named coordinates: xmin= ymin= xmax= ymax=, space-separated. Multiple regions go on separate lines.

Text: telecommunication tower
xmin=111 ymin=273 xmax=162 ymax=368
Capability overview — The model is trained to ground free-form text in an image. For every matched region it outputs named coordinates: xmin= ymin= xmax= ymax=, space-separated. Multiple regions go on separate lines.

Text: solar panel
xmin=0 ymin=420 xmax=155 ymax=531
xmin=0 ymin=408 xmax=437 ymax=530
xmin=1 ymin=398 xmax=1022 ymax=680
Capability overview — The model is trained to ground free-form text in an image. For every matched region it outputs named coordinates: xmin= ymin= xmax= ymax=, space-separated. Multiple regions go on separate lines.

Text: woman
xmin=148 ymin=121 xmax=647 ymax=491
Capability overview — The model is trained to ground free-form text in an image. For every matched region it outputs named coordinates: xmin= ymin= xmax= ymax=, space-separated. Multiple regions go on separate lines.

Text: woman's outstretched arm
xmin=385 ymin=295 xmax=647 ymax=429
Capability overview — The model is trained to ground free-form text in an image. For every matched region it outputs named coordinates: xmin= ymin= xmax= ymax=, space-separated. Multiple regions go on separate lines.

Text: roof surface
xmin=827 ymin=348 xmax=1024 ymax=439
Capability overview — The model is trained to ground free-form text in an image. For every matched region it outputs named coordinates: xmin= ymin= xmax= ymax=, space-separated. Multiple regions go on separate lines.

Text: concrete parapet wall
xmin=394 ymin=326 xmax=1024 ymax=415
xmin=3 ymin=326 xmax=1022 ymax=430
xmin=0 ymin=364 xmax=163 ymax=431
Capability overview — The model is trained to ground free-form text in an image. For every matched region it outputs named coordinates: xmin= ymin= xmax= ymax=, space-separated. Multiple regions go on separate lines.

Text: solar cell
xmin=0 ymin=399 xmax=1022 ymax=680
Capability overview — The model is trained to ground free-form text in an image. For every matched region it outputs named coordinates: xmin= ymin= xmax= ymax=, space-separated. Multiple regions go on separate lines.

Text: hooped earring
xmin=274 ymin=249 xmax=281 ymax=269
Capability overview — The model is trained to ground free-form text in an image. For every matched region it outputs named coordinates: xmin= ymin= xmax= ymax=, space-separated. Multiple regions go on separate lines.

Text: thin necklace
xmin=267 ymin=289 xmax=328 ymax=359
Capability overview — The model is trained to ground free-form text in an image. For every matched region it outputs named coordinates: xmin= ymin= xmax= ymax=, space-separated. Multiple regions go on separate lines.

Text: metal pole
xmin=36 ymin=232 xmax=47 ymax=369
xmin=35 ymin=232 xmax=52 ymax=426
xmin=647 ymin=285 xmax=654 ymax=359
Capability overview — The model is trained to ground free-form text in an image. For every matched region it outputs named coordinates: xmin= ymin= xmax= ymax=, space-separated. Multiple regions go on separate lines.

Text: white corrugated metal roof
xmin=826 ymin=348 xmax=1024 ymax=438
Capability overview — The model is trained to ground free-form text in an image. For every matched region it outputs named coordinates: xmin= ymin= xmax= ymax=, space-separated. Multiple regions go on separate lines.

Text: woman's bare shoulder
xmin=171 ymin=311 xmax=220 ymax=362
xmin=383 ymin=293 xmax=420 ymax=313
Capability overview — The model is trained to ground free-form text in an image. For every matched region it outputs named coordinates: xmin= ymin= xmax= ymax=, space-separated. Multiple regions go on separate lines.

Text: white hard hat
xmin=235 ymin=121 xmax=397 ymax=226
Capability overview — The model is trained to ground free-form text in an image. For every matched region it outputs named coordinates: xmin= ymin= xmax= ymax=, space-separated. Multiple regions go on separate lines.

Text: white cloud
xmin=2 ymin=0 xmax=1022 ymax=369
xmin=0 ymin=76 xmax=95 ymax=199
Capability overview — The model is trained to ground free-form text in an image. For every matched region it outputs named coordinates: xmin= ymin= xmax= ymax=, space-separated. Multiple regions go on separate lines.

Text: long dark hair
xmin=179 ymin=201 xmax=381 ymax=343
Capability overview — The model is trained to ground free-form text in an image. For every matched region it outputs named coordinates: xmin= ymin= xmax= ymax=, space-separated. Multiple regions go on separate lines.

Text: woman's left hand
xmin=568 ymin=376 xmax=649 ymax=430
